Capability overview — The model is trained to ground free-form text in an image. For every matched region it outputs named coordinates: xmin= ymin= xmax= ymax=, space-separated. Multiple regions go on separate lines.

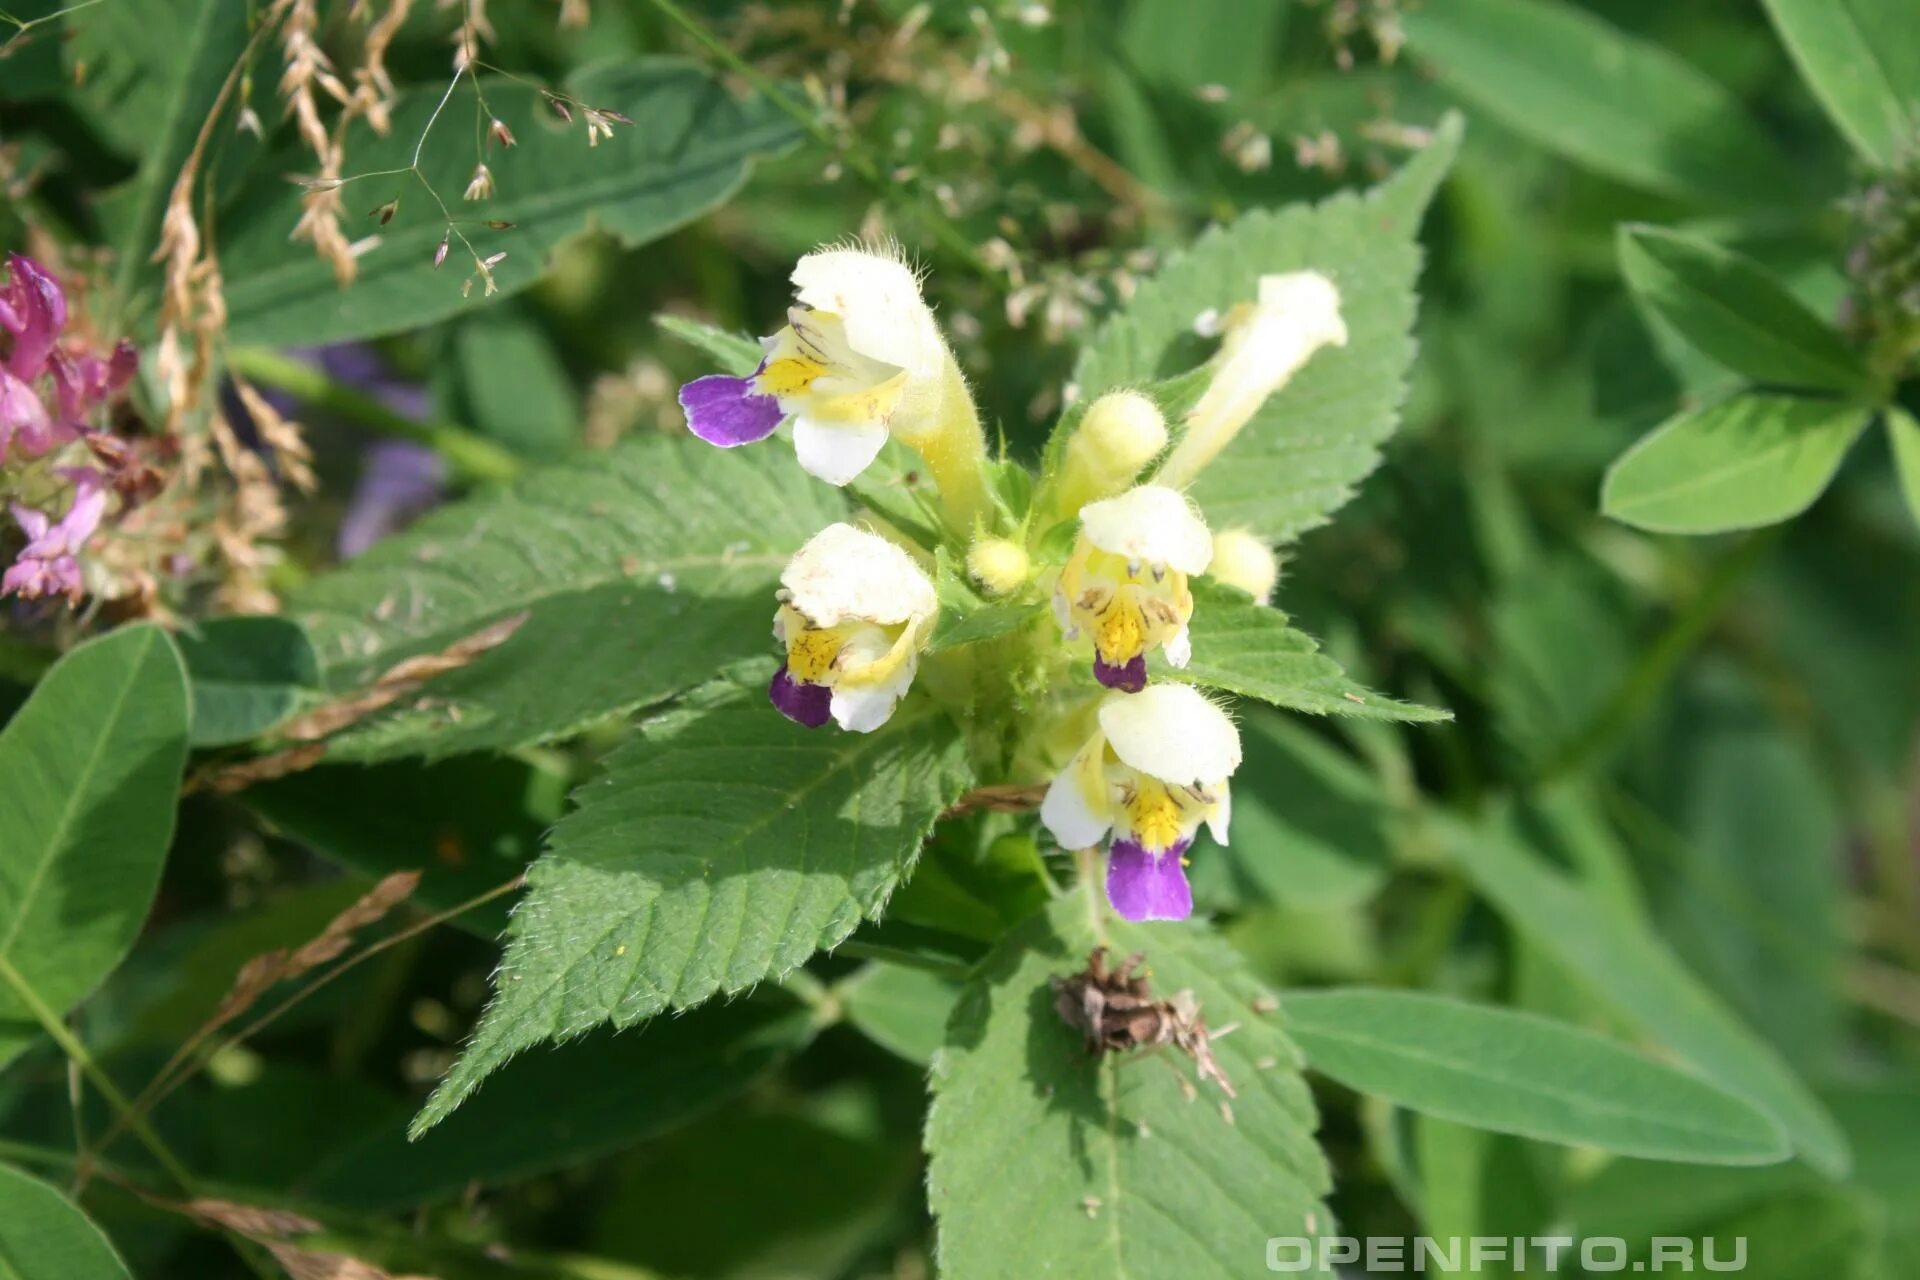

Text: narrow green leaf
xmin=308 ymin=991 xmax=814 ymax=1208
xmin=1284 ymin=989 xmax=1789 ymax=1164
xmin=0 ymin=1164 xmax=135 ymax=1280
xmin=1888 ymin=407 xmax=1920 ymax=531
xmin=928 ymin=896 xmax=1331 ymax=1278
xmin=1401 ymin=0 xmax=1795 ymax=207
xmin=448 ymin=307 xmax=581 ymax=461
xmin=1173 ymin=584 xmax=1451 ymax=722
xmin=176 ymin=615 xmax=319 ymax=747
xmin=1618 ymin=226 xmax=1873 ymax=394
xmin=1200 ymin=710 xmax=1396 ymax=909
xmin=839 ymin=963 xmax=962 ymax=1065
xmin=1759 ymin=0 xmax=1920 ymax=167
xmin=1072 ymin=115 xmax=1460 ymax=542
xmin=223 ymin=60 xmax=802 ymax=345
xmin=60 ymin=0 xmax=255 ymax=310
xmin=0 ymin=625 xmax=188 ymax=1070
xmin=289 ymin=433 xmax=845 ymax=760
xmin=411 ymin=667 xmax=972 ymax=1134
xmin=1601 ymin=394 xmax=1870 ymax=534
xmin=1439 ymin=816 xmax=1850 ymax=1176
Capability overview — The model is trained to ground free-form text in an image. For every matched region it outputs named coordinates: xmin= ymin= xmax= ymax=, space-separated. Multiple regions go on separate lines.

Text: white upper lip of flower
xmin=780 ymin=522 xmax=937 ymax=629
xmin=790 ymin=249 xmax=944 ymax=382
xmin=1098 ymin=684 xmax=1240 ymax=785
xmin=1077 ymin=485 xmax=1213 ymax=574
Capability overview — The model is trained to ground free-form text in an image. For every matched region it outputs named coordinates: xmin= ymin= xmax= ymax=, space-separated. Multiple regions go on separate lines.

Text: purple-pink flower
xmin=4 ymin=471 xmax=107 ymax=602
xmin=0 ymin=254 xmax=136 ymax=466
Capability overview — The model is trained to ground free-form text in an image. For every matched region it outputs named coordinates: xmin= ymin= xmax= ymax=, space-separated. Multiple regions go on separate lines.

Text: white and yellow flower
xmin=1039 ymin=684 xmax=1241 ymax=921
xmin=1155 ymin=270 xmax=1348 ymax=489
xmin=678 ymin=246 xmax=984 ymax=499
xmin=1054 ymin=484 xmax=1211 ymax=691
xmin=769 ymin=523 xmax=938 ymax=733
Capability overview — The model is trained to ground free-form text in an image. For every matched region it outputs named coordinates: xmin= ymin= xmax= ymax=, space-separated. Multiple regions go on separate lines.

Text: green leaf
xmin=307 ymin=990 xmax=815 ymax=1209
xmin=0 ymin=625 xmax=188 ymax=1070
xmin=1071 ymin=115 xmax=1460 ymax=542
xmin=656 ymin=314 xmax=764 ymax=376
xmin=928 ymin=896 xmax=1331 ymax=1278
xmin=929 ymin=551 xmax=1044 ymax=652
xmin=1172 ymin=584 xmax=1451 ymax=722
xmin=0 ymin=1163 xmax=135 ymax=1280
xmin=839 ymin=962 xmax=962 ymax=1065
xmin=410 ymin=667 xmax=972 ymax=1134
xmin=222 ymin=60 xmax=803 ymax=346
xmin=448 ymin=307 xmax=581 ymax=461
xmin=1618 ymin=226 xmax=1873 ymax=394
xmin=1438 ymin=816 xmax=1850 ymax=1176
xmin=1284 ymin=989 xmax=1789 ymax=1164
xmin=289 ymin=433 xmax=845 ymax=760
xmin=1199 ymin=710 xmax=1395 ymax=909
xmin=60 ymin=0 xmax=255 ymax=309
xmin=1601 ymin=394 xmax=1870 ymax=534
xmin=1889 ymin=407 xmax=1920 ymax=531
xmin=1401 ymin=0 xmax=1796 ymax=207
xmin=244 ymin=755 xmax=567 ymax=939
xmin=176 ymin=615 xmax=319 ymax=747
xmin=1759 ymin=0 xmax=1920 ymax=167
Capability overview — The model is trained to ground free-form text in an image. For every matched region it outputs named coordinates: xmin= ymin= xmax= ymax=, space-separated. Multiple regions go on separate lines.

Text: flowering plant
xmin=3 ymin=2 xmax=1914 ymax=1277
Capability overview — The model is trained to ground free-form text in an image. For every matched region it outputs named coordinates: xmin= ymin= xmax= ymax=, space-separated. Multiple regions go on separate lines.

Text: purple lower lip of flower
xmin=1105 ymin=837 xmax=1194 ymax=922
xmin=679 ymin=373 xmax=783 ymax=448
xmin=769 ymin=664 xmax=833 ymax=728
xmin=1093 ymin=652 xmax=1148 ymax=693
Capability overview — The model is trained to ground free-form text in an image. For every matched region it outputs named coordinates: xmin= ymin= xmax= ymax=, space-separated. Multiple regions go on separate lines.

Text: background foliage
xmin=2 ymin=0 xmax=1919 ymax=1277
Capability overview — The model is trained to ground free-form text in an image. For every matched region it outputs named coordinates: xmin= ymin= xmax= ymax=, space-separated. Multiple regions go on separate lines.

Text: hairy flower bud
xmin=1054 ymin=390 xmax=1168 ymax=514
xmin=1207 ymin=529 xmax=1278 ymax=604
xmin=966 ymin=537 xmax=1030 ymax=596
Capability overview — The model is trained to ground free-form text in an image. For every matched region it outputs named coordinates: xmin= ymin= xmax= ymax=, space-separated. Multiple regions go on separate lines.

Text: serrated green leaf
xmin=0 ymin=625 xmax=188 ymax=1070
xmin=1618 ymin=226 xmax=1873 ymax=394
xmin=176 ymin=615 xmax=319 ymax=747
xmin=1889 ymin=408 xmax=1920 ymax=531
xmin=928 ymin=895 xmax=1331 ymax=1279
xmin=657 ymin=314 xmax=765 ymax=376
xmin=1284 ymin=989 xmax=1789 ymax=1164
xmin=222 ymin=60 xmax=802 ymax=346
xmin=0 ymin=1164 xmax=135 ymax=1280
xmin=289 ymin=434 xmax=844 ymax=760
xmin=307 ymin=990 xmax=815 ymax=1209
xmin=839 ymin=962 xmax=962 ymax=1065
xmin=1438 ymin=815 xmax=1850 ymax=1177
xmin=1071 ymin=115 xmax=1460 ymax=542
xmin=1602 ymin=394 xmax=1870 ymax=534
xmin=1760 ymin=0 xmax=1920 ymax=167
xmin=411 ymin=667 xmax=972 ymax=1134
xmin=1401 ymin=0 xmax=1795 ymax=207
xmin=1171 ymin=584 xmax=1451 ymax=722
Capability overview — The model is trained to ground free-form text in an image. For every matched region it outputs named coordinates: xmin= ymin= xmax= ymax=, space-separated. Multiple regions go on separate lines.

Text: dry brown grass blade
xmin=278 ymin=609 xmax=530 ymax=743
xmin=943 ymin=782 xmax=1046 ymax=817
xmin=196 ymin=743 xmax=330 ymax=795
xmin=176 ymin=1200 xmax=438 ymax=1280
